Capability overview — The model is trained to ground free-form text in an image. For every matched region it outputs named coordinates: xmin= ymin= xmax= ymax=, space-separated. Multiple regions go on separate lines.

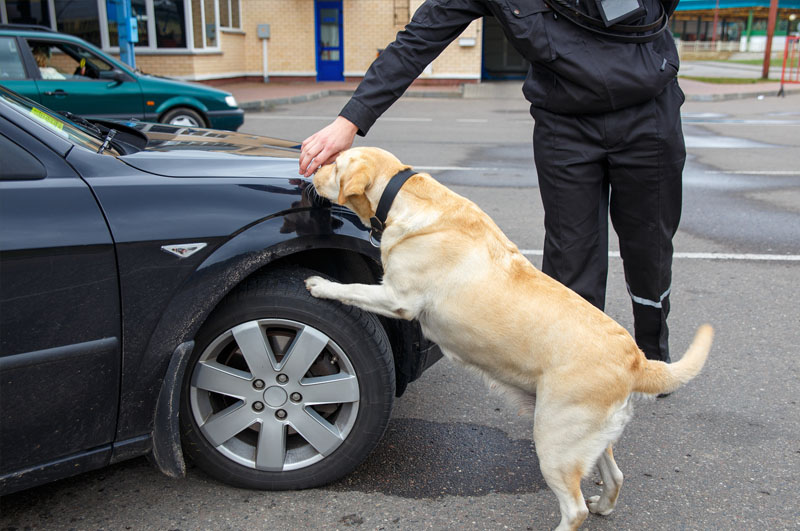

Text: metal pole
xmin=745 ymin=10 xmax=754 ymax=52
xmin=109 ymin=0 xmax=136 ymax=69
xmin=762 ymin=0 xmax=779 ymax=79
xmin=711 ymin=0 xmax=720 ymax=45
xmin=268 ymin=39 xmax=269 ymax=83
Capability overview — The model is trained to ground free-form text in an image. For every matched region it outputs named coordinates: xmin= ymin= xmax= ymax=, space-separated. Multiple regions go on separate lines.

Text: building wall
xmin=243 ymin=0 xmax=316 ymax=76
xmin=342 ymin=0 xmax=482 ymax=80
xmin=131 ymin=0 xmax=481 ymax=83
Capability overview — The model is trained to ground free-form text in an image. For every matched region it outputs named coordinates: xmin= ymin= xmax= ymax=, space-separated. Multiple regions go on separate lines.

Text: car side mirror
xmin=101 ymin=69 xmax=128 ymax=83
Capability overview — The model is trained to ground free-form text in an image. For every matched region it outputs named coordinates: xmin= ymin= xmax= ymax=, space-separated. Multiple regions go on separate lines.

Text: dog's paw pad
xmin=586 ymin=495 xmax=614 ymax=516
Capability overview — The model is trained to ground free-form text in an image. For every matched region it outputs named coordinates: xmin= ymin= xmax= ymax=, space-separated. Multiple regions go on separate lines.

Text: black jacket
xmin=340 ymin=0 xmax=681 ymax=135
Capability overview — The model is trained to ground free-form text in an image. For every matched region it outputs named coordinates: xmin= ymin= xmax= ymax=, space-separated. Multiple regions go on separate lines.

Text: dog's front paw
xmin=305 ymin=276 xmax=337 ymax=299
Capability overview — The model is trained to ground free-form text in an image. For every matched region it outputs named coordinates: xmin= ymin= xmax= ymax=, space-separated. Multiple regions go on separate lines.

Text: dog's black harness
xmin=369 ymin=167 xmax=416 ymax=246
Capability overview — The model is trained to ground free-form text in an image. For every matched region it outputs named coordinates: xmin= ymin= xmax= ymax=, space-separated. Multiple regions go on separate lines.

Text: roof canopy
xmin=676 ymin=0 xmax=800 ymax=11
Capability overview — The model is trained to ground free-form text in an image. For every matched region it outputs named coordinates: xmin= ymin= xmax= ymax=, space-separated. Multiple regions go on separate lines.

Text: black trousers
xmin=531 ymin=81 xmax=686 ymax=362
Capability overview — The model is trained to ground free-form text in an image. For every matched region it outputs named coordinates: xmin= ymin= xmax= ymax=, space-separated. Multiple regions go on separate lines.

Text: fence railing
xmin=779 ymin=36 xmax=800 ymax=96
xmin=675 ymin=40 xmax=741 ymax=54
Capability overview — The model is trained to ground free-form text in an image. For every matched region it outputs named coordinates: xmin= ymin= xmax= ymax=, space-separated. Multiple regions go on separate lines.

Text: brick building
xmin=0 ymin=0 xmax=483 ymax=83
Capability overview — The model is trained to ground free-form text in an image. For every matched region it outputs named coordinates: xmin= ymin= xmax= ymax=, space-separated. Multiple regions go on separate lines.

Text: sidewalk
xmin=219 ymin=80 xmax=462 ymax=112
xmin=218 ymin=63 xmax=800 ymax=112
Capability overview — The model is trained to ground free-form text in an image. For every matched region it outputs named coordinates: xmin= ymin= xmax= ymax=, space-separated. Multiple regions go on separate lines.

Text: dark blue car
xmin=0 ymin=86 xmax=439 ymax=494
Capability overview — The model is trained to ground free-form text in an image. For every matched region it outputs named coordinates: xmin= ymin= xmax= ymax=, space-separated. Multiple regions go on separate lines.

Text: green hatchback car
xmin=0 ymin=25 xmax=243 ymax=131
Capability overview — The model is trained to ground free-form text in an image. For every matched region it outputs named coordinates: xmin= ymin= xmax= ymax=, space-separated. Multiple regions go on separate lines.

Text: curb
xmin=239 ymin=87 xmax=464 ymax=112
xmin=685 ymin=86 xmax=800 ymax=102
xmin=238 ymin=83 xmax=798 ymax=112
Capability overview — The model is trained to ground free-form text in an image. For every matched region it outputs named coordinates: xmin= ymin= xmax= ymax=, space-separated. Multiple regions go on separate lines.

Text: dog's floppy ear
xmin=337 ymin=164 xmax=372 ymax=205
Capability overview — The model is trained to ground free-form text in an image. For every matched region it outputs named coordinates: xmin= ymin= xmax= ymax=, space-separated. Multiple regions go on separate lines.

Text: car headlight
xmin=225 ymin=95 xmax=238 ymax=108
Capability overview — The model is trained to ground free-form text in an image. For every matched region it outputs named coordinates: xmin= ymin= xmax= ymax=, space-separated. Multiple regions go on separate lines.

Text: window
xmin=219 ymin=0 xmax=240 ymax=30
xmin=154 ymin=0 xmax=186 ymax=48
xmin=54 ymin=0 xmax=100 ymax=47
xmin=0 ymin=88 xmax=107 ymax=153
xmin=0 ymin=36 xmax=26 ymax=80
xmin=28 ymin=39 xmax=114 ymax=80
xmin=191 ymin=0 xmax=218 ymax=48
xmin=3 ymin=0 xmax=51 ymax=27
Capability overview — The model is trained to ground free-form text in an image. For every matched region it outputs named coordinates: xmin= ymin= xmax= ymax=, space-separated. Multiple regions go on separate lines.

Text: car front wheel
xmin=161 ymin=106 xmax=206 ymax=128
xmin=180 ymin=268 xmax=395 ymax=489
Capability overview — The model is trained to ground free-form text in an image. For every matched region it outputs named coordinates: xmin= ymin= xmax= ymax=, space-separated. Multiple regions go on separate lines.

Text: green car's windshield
xmin=0 ymin=87 xmax=114 ymax=154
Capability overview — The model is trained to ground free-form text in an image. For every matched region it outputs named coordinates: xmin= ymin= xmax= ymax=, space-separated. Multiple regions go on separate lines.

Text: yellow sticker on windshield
xmin=30 ymin=107 xmax=64 ymax=131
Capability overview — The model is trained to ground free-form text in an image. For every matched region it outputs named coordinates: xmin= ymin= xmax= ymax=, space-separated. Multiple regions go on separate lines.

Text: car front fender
xmin=116 ymin=209 xmax=378 ymax=440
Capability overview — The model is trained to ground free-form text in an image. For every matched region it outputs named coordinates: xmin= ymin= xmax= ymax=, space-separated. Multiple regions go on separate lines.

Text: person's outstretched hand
xmin=299 ymin=116 xmax=358 ymax=177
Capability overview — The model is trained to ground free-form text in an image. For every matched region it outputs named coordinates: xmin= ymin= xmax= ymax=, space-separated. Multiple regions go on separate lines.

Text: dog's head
xmin=313 ymin=147 xmax=410 ymax=224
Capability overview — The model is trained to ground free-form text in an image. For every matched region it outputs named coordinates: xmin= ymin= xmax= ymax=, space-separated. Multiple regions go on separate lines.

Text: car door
xmin=0 ymin=115 xmax=121 ymax=481
xmin=26 ymin=38 xmax=145 ymax=121
xmin=0 ymin=35 xmax=39 ymax=101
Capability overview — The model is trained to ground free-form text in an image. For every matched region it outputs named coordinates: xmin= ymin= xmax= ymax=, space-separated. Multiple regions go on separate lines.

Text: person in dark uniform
xmin=298 ymin=0 xmax=684 ymax=365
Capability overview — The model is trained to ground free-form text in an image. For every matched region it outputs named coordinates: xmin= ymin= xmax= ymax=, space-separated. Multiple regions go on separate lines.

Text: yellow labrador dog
xmin=305 ymin=147 xmax=712 ymax=531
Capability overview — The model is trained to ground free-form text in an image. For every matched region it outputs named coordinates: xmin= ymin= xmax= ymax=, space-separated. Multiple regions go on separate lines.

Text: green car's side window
xmin=0 ymin=37 xmax=27 ymax=80
xmin=27 ymin=40 xmax=114 ymax=81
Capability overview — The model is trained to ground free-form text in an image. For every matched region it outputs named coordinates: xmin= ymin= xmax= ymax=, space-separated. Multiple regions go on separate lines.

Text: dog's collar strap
xmin=370 ymin=168 xmax=416 ymax=242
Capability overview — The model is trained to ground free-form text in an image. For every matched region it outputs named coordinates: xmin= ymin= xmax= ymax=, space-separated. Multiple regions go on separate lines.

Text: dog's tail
xmin=633 ymin=324 xmax=714 ymax=396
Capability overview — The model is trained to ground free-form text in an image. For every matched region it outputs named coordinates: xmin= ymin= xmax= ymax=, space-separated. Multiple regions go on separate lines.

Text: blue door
xmin=315 ymin=1 xmax=344 ymax=81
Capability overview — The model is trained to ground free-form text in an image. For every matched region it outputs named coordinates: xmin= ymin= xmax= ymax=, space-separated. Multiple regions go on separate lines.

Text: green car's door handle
xmin=43 ymin=90 xmax=69 ymax=97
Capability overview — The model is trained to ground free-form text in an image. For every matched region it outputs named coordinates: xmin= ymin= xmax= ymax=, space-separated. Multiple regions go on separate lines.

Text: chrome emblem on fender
xmin=161 ymin=243 xmax=207 ymax=258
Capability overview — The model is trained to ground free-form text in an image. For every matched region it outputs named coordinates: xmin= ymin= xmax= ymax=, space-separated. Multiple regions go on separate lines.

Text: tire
xmin=161 ymin=107 xmax=206 ymax=128
xmin=180 ymin=267 xmax=395 ymax=489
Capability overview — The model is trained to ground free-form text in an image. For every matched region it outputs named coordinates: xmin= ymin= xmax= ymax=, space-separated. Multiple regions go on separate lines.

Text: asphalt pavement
xmin=1 ymin=63 xmax=798 ymax=531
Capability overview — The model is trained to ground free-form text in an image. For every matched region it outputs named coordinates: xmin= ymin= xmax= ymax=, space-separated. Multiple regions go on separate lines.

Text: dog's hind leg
xmin=533 ymin=402 xmax=592 ymax=530
xmin=586 ymin=445 xmax=624 ymax=516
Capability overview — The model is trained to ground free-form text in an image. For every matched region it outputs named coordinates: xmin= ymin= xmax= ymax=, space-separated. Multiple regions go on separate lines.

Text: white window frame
xmin=219 ymin=0 xmax=241 ymax=30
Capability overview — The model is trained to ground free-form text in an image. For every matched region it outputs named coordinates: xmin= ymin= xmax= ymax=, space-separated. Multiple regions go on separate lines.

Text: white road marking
xmin=703 ymin=170 xmax=800 ymax=175
xmin=682 ymin=119 xmax=800 ymax=125
xmin=520 ymin=250 xmax=800 ymax=261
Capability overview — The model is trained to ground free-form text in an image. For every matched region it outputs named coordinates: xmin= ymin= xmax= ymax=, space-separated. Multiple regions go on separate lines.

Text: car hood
xmin=119 ymin=122 xmax=302 ymax=178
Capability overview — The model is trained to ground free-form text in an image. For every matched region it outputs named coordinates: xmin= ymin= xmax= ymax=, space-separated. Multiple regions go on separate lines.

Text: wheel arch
xmin=136 ymin=214 xmax=381 ymax=475
xmin=155 ymin=96 xmax=208 ymax=117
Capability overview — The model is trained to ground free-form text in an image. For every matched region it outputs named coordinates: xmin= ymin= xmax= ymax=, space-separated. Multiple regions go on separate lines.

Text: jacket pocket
xmin=498 ymin=0 xmax=555 ymax=62
xmin=503 ymin=0 xmax=551 ymax=16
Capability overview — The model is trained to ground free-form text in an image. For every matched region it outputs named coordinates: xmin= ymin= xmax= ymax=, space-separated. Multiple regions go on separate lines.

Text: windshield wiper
xmin=97 ymin=128 xmax=117 ymax=154
xmin=57 ymin=111 xmax=103 ymax=137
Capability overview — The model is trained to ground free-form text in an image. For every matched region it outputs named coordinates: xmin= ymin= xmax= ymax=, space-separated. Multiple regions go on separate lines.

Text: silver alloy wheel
xmin=189 ymin=318 xmax=360 ymax=472
xmin=169 ymin=114 xmax=200 ymax=127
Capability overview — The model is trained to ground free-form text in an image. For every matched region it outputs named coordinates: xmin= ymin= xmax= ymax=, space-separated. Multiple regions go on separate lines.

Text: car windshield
xmin=0 ymin=86 xmax=112 ymax=153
